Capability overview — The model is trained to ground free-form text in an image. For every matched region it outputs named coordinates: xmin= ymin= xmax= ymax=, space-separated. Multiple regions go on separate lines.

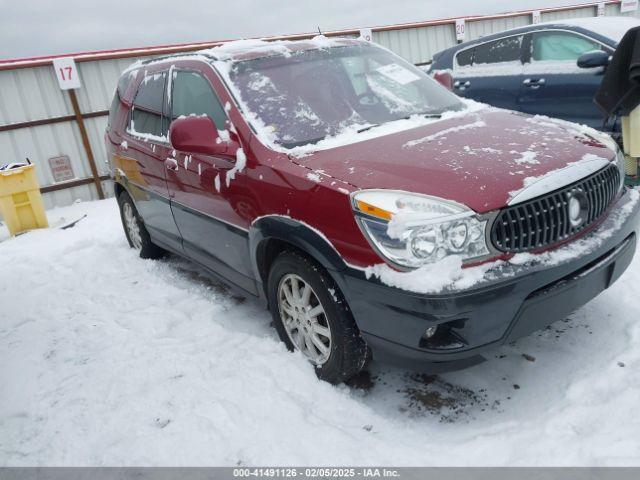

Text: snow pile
xmin=201 ymin=35 xmax=346 ymax=61
xmin=508 ymin=152 xmax=612 ymax=202
xmin=306 ymin=172 xmax=322 ymax=183
xmin=526 ymin=114 xmax=618 ymax=152
xmin=2 ymin=198 xmax=640 ymax=465
xmin=283 ymin=100 xmax=489 ymax=158
xmin=511 ymin=150 xmax=538 ymax=165
xmin=366 ymin=254 xmax=490 ymax=293
xmin=225 ymin=147 xmax=247 ymax=187
xmin=367 ymin=189 xmax=639 ymax=295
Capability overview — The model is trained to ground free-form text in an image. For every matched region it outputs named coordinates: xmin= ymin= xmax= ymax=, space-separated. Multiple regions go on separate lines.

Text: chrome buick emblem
xmin=567 ymin=189 xmax=589 ymax=227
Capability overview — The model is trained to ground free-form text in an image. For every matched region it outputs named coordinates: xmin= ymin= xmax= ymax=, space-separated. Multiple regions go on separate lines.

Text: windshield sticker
xmin=375 ymin=63 xmax=420 ymax=85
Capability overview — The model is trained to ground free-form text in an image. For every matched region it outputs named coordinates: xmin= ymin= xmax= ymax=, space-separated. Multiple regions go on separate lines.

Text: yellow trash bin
xmin=0 ymin=164 xmax=49 ymax=236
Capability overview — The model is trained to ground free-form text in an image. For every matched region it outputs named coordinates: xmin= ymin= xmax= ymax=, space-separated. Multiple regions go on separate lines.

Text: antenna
xmin=317 ymin=26 xmax=322 ymax=35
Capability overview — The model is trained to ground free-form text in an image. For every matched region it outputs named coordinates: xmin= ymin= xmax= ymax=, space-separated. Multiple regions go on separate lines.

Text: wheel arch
xmin=114 ymin=180 xmax=126 ymax=198
xmin=249 ymin=216 xmax=349 ymax=296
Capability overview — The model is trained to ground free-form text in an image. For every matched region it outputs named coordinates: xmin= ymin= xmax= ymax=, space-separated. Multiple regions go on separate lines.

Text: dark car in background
xmin=429 ymin=17 xmax=640 ymax=135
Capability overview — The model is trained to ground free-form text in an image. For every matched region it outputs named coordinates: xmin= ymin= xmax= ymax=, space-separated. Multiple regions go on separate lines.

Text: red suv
xmin=105 ymin=38 xmax=639 ymax=383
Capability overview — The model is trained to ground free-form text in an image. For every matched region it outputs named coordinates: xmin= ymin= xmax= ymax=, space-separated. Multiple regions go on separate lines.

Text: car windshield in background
xmin=226 ymin=44 xmax=464 ymax=147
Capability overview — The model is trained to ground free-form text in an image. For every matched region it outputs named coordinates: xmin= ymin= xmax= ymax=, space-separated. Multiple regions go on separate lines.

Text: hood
xmin=293 ymin=109 xmax=616 ymax=213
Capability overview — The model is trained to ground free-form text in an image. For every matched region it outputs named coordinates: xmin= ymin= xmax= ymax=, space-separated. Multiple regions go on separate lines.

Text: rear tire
xmin=117 ymin=191 xmax=165 ymax=259
xmin=268 ymin=250 xmax=368 ymax=384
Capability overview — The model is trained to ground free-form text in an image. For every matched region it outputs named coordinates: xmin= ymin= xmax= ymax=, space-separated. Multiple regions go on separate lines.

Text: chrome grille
xmin=491 ymin=164 xmax=621 ymax=253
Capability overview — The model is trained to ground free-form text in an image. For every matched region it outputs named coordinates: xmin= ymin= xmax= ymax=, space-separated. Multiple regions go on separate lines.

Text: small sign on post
xmin=597 ymin=2 xmax=606 ymax=16
xmin=359 ymin=28 xmax=373 ymax=42
xmin=455 ymin=19 xmax=465 ymax=42
xmin=48 ymin=155 xmax=76 ymax=183
xmin=53 ymin=57 xmax=81 ymax=90
xmin=532 ymin=10 xmax=541 ymax=24
xmin=621 ymin=0 xmax=639 ymax=13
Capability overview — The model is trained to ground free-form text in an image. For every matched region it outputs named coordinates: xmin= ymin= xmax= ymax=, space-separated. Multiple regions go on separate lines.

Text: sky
xmin=1 ymin=0 xmax=586 ymax=60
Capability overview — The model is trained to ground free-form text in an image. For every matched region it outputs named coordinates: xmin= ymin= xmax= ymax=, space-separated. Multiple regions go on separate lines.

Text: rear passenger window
xmin=131 ymin=72 xmax=167 ymax=139
xmin=170 ymin=71 xmax=227 ymax=130
xmin=473 ymin=36 xmax=523 ymax=65
xmin=456 ymin=48 xmax=474 ymax=67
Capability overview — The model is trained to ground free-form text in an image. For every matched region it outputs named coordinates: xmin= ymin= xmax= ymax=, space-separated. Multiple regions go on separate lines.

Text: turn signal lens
xmin=356 ymin=200 xmax=392 ymax=220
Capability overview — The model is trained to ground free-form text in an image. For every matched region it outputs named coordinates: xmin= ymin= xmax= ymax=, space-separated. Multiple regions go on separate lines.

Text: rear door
xmin=518 ymin=29 xmax=611 ymax=128
xmin=123 ymin=70 xmax=182 ymax=251
xmin=452 ymin=34 xmax=526 ymax=110
xmin=165 ymin=68 xmax=257 ymax=295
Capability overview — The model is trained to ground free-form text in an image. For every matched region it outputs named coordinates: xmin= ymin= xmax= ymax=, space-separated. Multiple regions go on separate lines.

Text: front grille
xmin=491 ymin=164 xmax=621 ymax=253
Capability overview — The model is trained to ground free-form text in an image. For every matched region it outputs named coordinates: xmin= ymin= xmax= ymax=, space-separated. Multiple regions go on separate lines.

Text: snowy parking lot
xmin=1 ymin=197 xmax=640 ymax=466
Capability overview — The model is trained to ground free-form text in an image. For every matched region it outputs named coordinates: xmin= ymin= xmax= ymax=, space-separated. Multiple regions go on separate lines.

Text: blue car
xmin=429 ymin=17 xmax=640 ymax=135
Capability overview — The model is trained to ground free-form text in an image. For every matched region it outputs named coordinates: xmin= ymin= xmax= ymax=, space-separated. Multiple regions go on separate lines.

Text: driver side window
xmin=530 ymin=31 xmax=603 ymax=62
xmin=170 ymin=71 xmax=228 ymax=130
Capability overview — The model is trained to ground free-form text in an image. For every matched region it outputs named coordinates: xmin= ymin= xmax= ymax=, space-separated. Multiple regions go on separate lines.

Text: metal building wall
xmin=0 ymin=57 xmax=145 ymax=210
xmin=374 ymin=23 xmax=456 ymax=66
xmin=1 ymin=1 xmax=639 ymax=215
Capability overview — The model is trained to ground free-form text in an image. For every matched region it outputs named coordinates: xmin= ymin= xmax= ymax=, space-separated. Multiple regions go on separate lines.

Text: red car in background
xmin=105 ymin=38 xmax=639 ymax=383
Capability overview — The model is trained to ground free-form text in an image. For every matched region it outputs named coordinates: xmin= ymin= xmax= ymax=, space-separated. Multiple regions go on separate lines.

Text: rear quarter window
xmin=130 ymin=72 xmax=168 ymax=139
xmin=108 ymin=69 xmax=140 ymax=130
xmin=455 ymin=48 xmax=474 ymax=67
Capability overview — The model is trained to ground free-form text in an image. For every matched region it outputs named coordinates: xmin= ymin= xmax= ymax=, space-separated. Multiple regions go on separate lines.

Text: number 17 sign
xmin=53 ymin=57 xmax=82 ymax=90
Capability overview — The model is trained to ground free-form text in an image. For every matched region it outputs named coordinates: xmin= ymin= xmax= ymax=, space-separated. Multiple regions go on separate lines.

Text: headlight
xmin=352 ymin=190 xmax=489 ymax=268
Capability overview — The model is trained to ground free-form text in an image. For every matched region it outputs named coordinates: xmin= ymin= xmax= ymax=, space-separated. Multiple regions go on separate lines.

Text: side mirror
xmin=577 ymin=50 xmax=610 ymax=69
xmin=169 ymin=115 xmax=237 ymax=156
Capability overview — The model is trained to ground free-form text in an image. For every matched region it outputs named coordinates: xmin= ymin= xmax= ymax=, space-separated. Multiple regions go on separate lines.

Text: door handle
xmin=454 ymin=80 xmax=471 ymax=90
xmin=164 ymin=158 xmax=179 ymax=172
xmin=523 ymin=78 xmax=546 ymax=89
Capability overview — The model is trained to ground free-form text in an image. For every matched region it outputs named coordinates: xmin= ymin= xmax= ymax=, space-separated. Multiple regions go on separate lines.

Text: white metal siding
xmin=466 ymin=15 xmax=531 ymax=41
xmin=0 ymin=66 xmax=72 ymax=125
xmin=375 ymin=24 xmax=455 ymax=65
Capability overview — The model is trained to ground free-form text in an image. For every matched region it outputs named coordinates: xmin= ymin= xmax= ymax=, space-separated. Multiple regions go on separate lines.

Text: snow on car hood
xmin=292 ymin=108 xmax=618 ymax=213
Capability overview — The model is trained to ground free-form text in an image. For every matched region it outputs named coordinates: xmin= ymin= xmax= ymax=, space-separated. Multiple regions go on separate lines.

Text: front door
xmin=164 ymin=69 xmax=257 ymax=295
xmin=518 ymin=30 xmax=611 ymax=129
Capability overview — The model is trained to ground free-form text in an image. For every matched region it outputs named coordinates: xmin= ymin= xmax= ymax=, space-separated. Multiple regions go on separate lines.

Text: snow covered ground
xmin=1 ymin=197 xmax=640 ymax=466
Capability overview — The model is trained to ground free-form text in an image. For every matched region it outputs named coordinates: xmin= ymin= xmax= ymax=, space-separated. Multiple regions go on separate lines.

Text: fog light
xmin=424 ymin=325 xmax=438 ymax=338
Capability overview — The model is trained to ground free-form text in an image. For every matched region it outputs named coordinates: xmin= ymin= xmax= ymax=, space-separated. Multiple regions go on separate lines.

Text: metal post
xmin=68 ymin=89 xmax=105 ymax=199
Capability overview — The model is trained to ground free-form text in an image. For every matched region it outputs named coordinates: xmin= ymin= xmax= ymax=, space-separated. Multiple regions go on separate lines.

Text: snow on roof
xmin=199 ymin=36 xmax=361 ymax=62
xmin=539 ymin=16 xmax=640 ymax=43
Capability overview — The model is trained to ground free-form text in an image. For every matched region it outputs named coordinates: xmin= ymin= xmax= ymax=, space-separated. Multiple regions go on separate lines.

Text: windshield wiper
xmin=357 ymin=124 xmax=380 ymax=133
xmin=404 ymin=111 xmax=442 ymax=120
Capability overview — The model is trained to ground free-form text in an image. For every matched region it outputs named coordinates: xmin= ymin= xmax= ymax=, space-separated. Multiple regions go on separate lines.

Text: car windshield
xmin=225 ymin=43 xmax=464 ymax=148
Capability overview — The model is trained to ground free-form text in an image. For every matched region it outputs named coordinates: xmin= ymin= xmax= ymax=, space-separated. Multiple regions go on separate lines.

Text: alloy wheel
xmin=123 ymin=202 xmax=142 ymax=250
xmin=277 ymin=273 xmax=332 ymax=365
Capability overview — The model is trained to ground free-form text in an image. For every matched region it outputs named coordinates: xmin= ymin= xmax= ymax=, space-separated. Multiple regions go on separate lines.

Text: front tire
xmin=117 ymin=191 xmax=165 ymax=259
xmin=268 ymin=251 xmax=368 ymax=384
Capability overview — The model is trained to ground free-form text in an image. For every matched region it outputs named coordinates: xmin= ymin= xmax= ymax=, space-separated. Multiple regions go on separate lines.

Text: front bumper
xmin=332 ymin=188 xmax=640 ymax=372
